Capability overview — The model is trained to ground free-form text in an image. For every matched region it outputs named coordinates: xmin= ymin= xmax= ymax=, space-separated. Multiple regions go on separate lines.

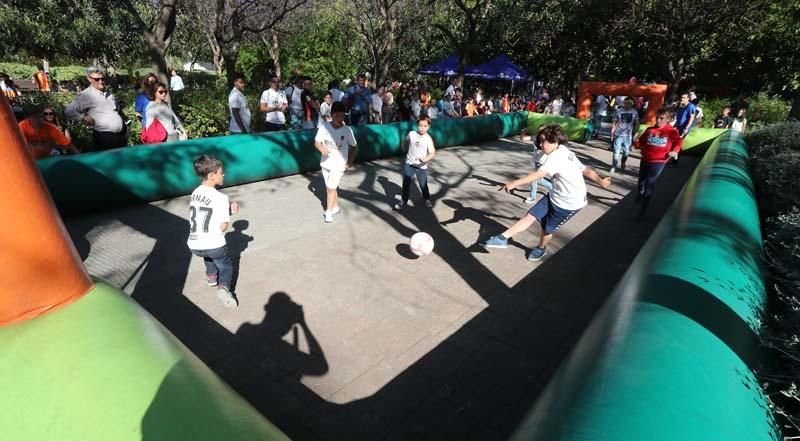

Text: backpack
xmin=141 ymin=118 xmax=167 ymax=144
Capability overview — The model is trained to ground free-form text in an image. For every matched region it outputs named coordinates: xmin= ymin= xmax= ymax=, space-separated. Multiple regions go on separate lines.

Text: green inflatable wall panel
xmin=38 ymin=113 xmax=527 ymax=216
xmin=511 ymin=131 xmax=779 ymax=441
xmin=526 ymin=112 xmax=725 ymax=151
xmin=0 ymin=281 xmax=290 ymax=441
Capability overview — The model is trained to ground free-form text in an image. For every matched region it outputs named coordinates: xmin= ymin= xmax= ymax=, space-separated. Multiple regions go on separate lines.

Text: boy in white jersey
xmin=395 ymin=115 xmax=436 ymax=209
xmin=187 ymin=155 xmax=239 ymax=308
xmin=610 ymin=97 xmax=640 ymax=173
xmin=482 ymin=124 xmax=611 ymax=261
xmin=314 ymin=101 xmax=357 ymax=223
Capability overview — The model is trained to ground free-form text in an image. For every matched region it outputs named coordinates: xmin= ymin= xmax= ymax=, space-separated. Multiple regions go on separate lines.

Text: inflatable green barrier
xmin=526 ymin=112 xmax=725 ymax=151
xmin=38 ymin=113 xmax=527 ymax=216
xmin=0 ymin=281 xmax=290 ymax=441
xmin=511 ymin=131 xmax=779 ymax=441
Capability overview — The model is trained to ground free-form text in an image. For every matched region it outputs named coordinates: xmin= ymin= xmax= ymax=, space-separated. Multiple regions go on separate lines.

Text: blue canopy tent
xmin=467 ymin=55 xmax=532 ymax=91
xmin=417 ymin=54 xmax=460 ymax=77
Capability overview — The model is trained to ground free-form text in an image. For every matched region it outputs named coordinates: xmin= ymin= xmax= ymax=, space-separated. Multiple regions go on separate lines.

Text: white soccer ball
xmin=409 ymin=232 xmax=434 ymax=256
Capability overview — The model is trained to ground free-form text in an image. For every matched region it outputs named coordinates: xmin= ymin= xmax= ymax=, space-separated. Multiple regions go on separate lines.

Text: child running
xmin=395 ymin=115 xmax=436 ymax=209
xmin=633 ymin=108 xmax=682 ymax=217
xmin=315 ymin=101 xmax=357 ymax=223
xmin=187 ymin=155 xmax=239 ymax=308
xmin=482 ymin=124 xmax=611 ymax=261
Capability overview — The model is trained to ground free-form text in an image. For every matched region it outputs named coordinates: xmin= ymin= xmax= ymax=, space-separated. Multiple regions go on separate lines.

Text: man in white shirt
xmin=260 ymin=74 xmax=288 ymax=131
xmin=285 ymin=77 xmax=305 ymax=130
xmin=445 ymin=78 xmax=457 ymax=99
xmin=371 ymin=86 xmax=384 ymax=124
xmin=314 ymin=101 xmax=357 ymax=223
xmin=329 ymin=80 xmax=345 ymax=103
xmin=228 ymin=74 xmax=250 ymax=134
xmin=65 ymin=66 xmax=127 ymax=151
xmin=482 ymin=124 xmax=611 ymax=261
xmin=170 ymin=69 xmax=185 ymax=106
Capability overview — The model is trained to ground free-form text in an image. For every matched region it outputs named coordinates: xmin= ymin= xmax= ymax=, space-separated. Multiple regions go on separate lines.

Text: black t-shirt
xmin=714 ymin=115 xmax=731 ymax=129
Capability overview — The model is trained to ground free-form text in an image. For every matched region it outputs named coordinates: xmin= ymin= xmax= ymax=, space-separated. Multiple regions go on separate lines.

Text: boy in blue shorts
xmin=187 ymin=155 xmax=239 ymax=308
xmin=482 ymin=124 xmax=611 ymax=261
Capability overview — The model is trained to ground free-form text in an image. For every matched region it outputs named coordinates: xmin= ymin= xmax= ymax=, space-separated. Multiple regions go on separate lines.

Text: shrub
xmin=748 ymin=121 xmax=800 ymax=441
xmin=0 ymin=62 xmax=36 ymax=80
xmin=701 ymin=93 xmax=791 ymax=131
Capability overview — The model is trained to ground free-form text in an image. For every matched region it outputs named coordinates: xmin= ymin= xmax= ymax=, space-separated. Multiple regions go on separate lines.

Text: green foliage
xmin=236 ymin=44 xmax=275 ymax=92
xmin=173 ymin=88 xmax=232 ymax=139
xmin=0 ymin=62 xmax=37 ymax=81
xmin=747 ymin=94 xmax=792 ymax=131
xmin=749 ymin=121 xmax=800 ymax=441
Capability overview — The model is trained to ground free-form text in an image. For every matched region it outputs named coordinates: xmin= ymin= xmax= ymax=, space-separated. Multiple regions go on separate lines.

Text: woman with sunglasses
xmin=145 ymin=82 xmax=187 ymax=143
xmin=42 ymin=106 xmax=74 ymax=152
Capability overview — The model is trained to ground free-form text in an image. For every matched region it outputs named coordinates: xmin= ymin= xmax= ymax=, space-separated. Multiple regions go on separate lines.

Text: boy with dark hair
xmin=482 ymin=124 xmax=611 ymax=261
xmin=187 ymin=155 xmax=240 ymax=308
xmin=610 ymin=97 xmax=640 ymax=173
xmin=314 ymin=101 xmax=357 ymax=223
xmin=633 ymin=108 xmax=683 ymax=217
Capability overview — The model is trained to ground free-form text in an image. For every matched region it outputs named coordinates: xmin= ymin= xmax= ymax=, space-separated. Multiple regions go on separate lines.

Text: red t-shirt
xmin=634 ymin=124 xmax=683 ymax=163
xmin=34 ymin=71 xmax=50 ymax=92
xmin=526 ymin=102 xmax=536 ymax=112
xmin=19 ymin=119 xmax=70 ymax=159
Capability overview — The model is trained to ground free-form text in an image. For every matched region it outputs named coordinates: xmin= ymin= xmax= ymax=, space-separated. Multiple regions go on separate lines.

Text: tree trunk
xmin=264 ymin=32 xmax=281 ymax=79
xmin=222 ymin=40 xmax=241 ymax=86
xmin=789 ymin=93 xmax=800 ymax=121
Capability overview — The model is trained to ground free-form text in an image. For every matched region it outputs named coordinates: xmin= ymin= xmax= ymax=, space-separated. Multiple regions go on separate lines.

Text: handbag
xmin=141 ymin=118 xmax=168 ymax=144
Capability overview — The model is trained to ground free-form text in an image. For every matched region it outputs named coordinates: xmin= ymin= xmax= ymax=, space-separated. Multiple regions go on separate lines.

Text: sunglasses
xmin=157 ymin=90 xmax=167 ymax=95
xmin=43 ymin=112 xmax=55 ymax=116
xmin=90 ymin=77 xmax=105 ymax=82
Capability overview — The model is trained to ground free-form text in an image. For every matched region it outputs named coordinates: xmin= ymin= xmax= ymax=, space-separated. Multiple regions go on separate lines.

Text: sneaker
xmin=206 ymin=274 xmax=218 ymax=287
xmin=331 ymin=206 xmax=341 ymax=215
xmin=216 ymin=286 xmax=238 ymax=308
xmin=524 ymin=197 xmax=536 ymax=204
xmin=482 ymin=235 xmax=508 ymax=249
xmin=394 ymin=201 xmax=404 ymax=210
xmin=324 ymin=211 xmax=334 ymax=223
xmin=609 ymin=167 xmax=616 ymax=174
xmin=527 ymin=247 xmax=547 ymax=261
xmin=424 ymin=200 xmax=433 ymax=208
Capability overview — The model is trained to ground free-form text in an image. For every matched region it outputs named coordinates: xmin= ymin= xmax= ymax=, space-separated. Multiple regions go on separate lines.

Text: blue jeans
xmin=401 ymin=163 xmax=430 ymax=203
xmin=192 ymin=245 xmax=233 ymax=289
xmin=529 ymin=176 xmax=552 ymax=199
xmin=612 ymin=135 xmax=632 ymax=169
xmin=638 ymin=162 xmax=666 ymax=199
xmin=290 ymin=110 xmax=304 ymax=130
xmin=350 ymin=110 xmax=368 ymax=126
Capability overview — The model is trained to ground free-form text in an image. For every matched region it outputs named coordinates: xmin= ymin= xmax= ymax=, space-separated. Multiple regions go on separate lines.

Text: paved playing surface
xmin=66 ymin=136 xmax=698 ymax=441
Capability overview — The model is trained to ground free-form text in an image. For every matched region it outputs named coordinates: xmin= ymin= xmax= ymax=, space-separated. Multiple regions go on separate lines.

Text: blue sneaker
xmin=482 ymin=235 xmax=508 ymax=249
xmin=527 ymin=247 xmax=547 ymax=261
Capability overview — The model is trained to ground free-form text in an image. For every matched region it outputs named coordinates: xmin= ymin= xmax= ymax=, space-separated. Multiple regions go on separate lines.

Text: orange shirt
xmin=501 ymin=97 xmax=510 ymax=113
xmin=33 ymin=72 xmax=50 ymax=92
xmin=19 ymin=119 xmax=70 ymax=159
xmin=465 ymin=101 xmax=476 ymax=117
xmin=420 ymin=91 xmax=430 ymax=107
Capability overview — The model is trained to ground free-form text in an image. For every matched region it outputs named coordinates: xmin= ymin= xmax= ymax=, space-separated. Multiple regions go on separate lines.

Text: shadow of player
xmin=438 ymin=199 xmax=524 ymax=253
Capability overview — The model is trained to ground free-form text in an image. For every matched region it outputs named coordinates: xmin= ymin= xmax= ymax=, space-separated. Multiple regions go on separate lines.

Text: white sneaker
xmin=216 ymin=286 xmax=237 ymax=308
xmin=331 ymin=206 xmax=340 ymax=215
xmin=324 ymin=212 xmax=334 ymax=223
xmin=394 ymin=201 xmax=404 ymax=210
xmin=609 ymin=167 xmax=616 ymax=174
xmin=524 ymin=197 xmax=536 ymax=204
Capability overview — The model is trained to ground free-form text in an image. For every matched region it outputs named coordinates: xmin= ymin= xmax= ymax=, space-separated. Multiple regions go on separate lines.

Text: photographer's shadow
xmin=235 ymin=292 xmax=328 ymax=381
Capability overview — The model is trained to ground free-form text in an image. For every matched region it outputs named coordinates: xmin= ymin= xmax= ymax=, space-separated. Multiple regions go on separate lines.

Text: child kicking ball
xmin=482 ymin=124 xmax=611 ymax=261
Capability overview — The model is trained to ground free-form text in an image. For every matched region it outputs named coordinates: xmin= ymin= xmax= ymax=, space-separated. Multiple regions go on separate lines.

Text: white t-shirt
xmin=170 ymin=75 xmax=184 ymax=91
xmin=187 ymin=185 xmax=230 ymax=250
xmin=286 ymin=86 xmax=303 ymax=111
xmin=406 ymin=131 xmax=434 ymax=169
xmin=550 ymin=98 xmax=563 ymax=115
xmin=539 ymin=145 xmax=587 ymax=210
xmin=331 ymin=88 xmax=345 ymax=103
xmin=228 ymin=88 xmax=251 ymax=133
xmin=371 ymin=93 xmax=383 ymax=113
xmin=260 ymin=88 xmax=287 ymax=124
xmin=595 ymin=95 xmax=608 ymax=116
xmin=613 ymin=108 xmax=639 ymax=138
xmin=318 ymin=101 xmax=331 ymax=126
xmin=315 ymin=121 xmax=357 ymax=171
xmin=410 ymin=100 xmax=421 ymax=118
xmin=428 ymin=107 xmax=439 ymax=119
xmin=445 ymin=84 xmax=455 ymax=97
xmin=532 ymin=150 xmax=548 ymax=169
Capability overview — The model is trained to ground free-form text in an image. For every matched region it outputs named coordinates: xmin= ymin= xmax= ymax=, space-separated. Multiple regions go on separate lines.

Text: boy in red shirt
xmin=633 ymin=108 xmax=682 ymax=217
